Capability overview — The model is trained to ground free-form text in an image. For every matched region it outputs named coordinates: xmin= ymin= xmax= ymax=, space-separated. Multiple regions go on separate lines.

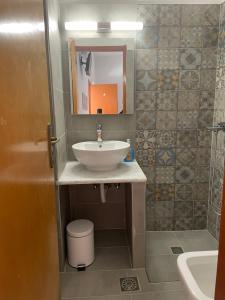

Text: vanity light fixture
xmin=64 ymin=21 xmax=97 ymax=31
xmin=111 ymin=21 xmax=143 ymax=31
xmin=64 ymin=21 xmax=143 ymax=32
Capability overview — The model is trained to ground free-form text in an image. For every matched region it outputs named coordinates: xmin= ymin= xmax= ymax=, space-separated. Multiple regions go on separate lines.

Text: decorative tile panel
xmin=156 ymin=131 xmax=177 ymax=148
xmin=158 ymin=49 xmax=180 ymax=70
xmin=136 ymin=91 xmax=157 ymax=110
xmin=158 ymin=27 xmax=180 ymax=48
xmin=156 ymin=91 xmax=178 ymax=110
xmin=176 ymin=166 xmax=195 ymax=184
xmin=158 ymin=70 xmax=179 ymax=90
xmin=175 ymin=184 xmax=196 ymax=201
xmin=180 ymin=70 xmax=200 ymax=90
xmin=155 ymin=184 xmax=175 ymax=201
xmin=180 ymin=27 xmax=202 ymax=48
xmin=136 ymin=27 xmax=158 ymax=49
xmin=180 ymin=49 xmax=202 ymax=70
xmin=159 ymin=5 xmax=181 ymax=26
xmin=136 ymin=49 xmax=157 ymax=70
xmin=156 ymin=111 xmax=177 ymax=130
xmin=177 ymin=111 xmax=198 ymax=129
xmin=136 ymin=130 xmax=156 ymax=150
xmin=178 ymin=91 xmax=200 ymax=110
xmin=177 ymin=130 xmax=198 ymax=147
xmin=176 ymin=148 xmax=197 ymax=166
xmin=156 ymin=167 xmax=175 ymax=184
xmin=155 ymin=148 xmax=176 ymax=166
xmin=202 ymin=27 xmax=219 ymax=48
xmin=137 ymin=5 xmax=159 ymax=26
xmin=136 ymin=110 xmax=156 ymax=130
xmin=136 ymin=70 xmax=158 ymax=91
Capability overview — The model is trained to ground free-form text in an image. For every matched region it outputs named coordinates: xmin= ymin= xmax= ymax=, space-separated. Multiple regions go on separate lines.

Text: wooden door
xmin=0 ymin=1 xmax=59 ymax=300
xmin=215 ymin=160 xmax=225 ymax=299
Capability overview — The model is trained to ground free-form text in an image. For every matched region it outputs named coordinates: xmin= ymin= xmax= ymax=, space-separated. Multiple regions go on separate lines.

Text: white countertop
xmin=57 ymin=161 xmax=147 ymax=185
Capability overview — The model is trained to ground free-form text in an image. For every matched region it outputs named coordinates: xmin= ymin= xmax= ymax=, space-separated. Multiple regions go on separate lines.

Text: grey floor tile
xmin=174 ymin=230 xmax=218 ymax=252
xmin=146 ymin=255 xmax=180 ymax=283
xmin=95 ymin=230 xmax=128 ymax=247
xmin=61 ymin=270 xmax=127 ymax=298
xmin=130 ymin=290 xmax=186 ymax=300
xmin=146 ymin=231 xmax=181 ymax=255
xmin=88 ymin=247 xmax=131 ymax=270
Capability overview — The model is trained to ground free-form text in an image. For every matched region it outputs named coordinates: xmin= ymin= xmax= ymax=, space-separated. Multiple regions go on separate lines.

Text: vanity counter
xmin=57 ymin=160 xmax=147 ymax=185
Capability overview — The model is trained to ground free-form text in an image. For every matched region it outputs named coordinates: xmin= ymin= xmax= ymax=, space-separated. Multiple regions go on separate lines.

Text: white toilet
xmin=67 ymin=219 xmax=94 ymax=268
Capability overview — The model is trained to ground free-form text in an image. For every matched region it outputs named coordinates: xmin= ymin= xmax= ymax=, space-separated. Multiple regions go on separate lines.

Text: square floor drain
xmin=171 ymin=246 xmax=184 ymax=254
xmin=120 ymin=277 xmax=140 ymax=292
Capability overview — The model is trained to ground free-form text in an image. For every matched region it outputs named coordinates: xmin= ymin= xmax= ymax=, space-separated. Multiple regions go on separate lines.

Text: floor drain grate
xmin=171 ymin=246 xmax=184 ymax=254
xmin=120 ymin=277 xmax=140 ymax=292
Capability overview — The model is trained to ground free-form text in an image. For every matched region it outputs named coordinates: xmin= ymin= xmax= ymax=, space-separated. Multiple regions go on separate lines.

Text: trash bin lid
xmin=67 ymin=219 xmax=94 ymax=238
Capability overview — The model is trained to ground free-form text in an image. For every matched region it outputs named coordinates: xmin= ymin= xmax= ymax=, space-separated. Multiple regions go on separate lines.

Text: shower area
xmin=137 ymin=3 xmax=225 ymax=283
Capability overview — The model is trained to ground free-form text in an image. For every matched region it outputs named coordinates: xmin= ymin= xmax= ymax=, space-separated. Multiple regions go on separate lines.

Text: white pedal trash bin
xmin=67 ymin=219 xmax=94 ymax=268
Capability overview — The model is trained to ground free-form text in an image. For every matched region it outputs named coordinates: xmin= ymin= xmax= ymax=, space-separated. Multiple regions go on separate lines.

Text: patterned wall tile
xmin=136 ymin=111 xmax=156 ymax=130
xmin=158 ymin=49 xmax=180 ymax=70
xmin=195 ymin=166 xmax=210 ymax=183
xmin=146 ymin=184 xmax=156 ymax=202
xmin=198 ymin=110 xmax=213 ymax=128
xmin=156 ymin=166 xmax=175 ymax=183
xmin=156 ymin=91 xmax=178 ymax=110
xmin=136 ymin=148 xmax=155 ymax=167
xmin=156 ymin=148 xmax=176 ymax=166
xmin=176 ymin=148 xmax=197 ymax=166
xmin=174 ymin=217 xmax=193 ymax=230
xmin=136 ymin=49 xmax=157 ymax=70
xmin=176 ymin=166 xmax=195 ymax=183
xmin=136 ymin=27 xmax=158 ymax=49
xmin=142 ymin=166 xmax=155 ymax=184
xmin=193 ymin=216 xmax=207 ymax=230
xmin=174 ymin=201 xmax=193 ymax=217
xmin=178 ymin=91 xmax=200 ymax=110
xmin=156 ymin=131 xmax=177 ymax=148
xmin=180 ymin=49 xmax=202 ymax=70
xmin=156 ymin=111 xmax=177 ymax=130
xmin=136 ymin=91 xmax=157 ymax=110
xmin=155 ymin=184 xmax=175 ymax=201
xmin=158 ymin=70 xmax=179 ymax=90
xmin=136 ymin=130 xmax=156 ymax=150
xmin=194 ymin=201 xmax=208 ymax=216
xmin=136 ymin=70 xmax=158 ymax=91
xmin=137 ymin=5 xmax=159 ymax=26
xmin=199 ymin=91 xmax=215 ymax=109
xmin=196 ymin=148 xmax=211 ymax=166
xmin=202 ymin=48 xmax=217 ymax=69
xmin=180 ymin=27 xmax=202 ymax=48
xmin=177 ymin=111 xmax=198 ymax=129
xmin=202 ymin=27 xmax=219 ymax=48
xmin=153 ymin=218 xmax=174 ymax=231
xmin=159 ymin=5 xmax=181 ymax=26
xmin=202 ymin=5 xmax=219 ymax=26
xmin=197 ymin=129 xmax=212 ymax=147
xmin=177 ymin=130 xmax=198 ymax=147
xmin=158 ymin=27 xmax=180 ymax=48
xmin=200 ymin=69 xmax=216 ymax=90
xmin=154 ymin=201 xmax=174 ymax=217
xmin=180 ymin=70 xmax=200 ymax=90
xmin=181 ymin=5 xmax=203 ymax=26
xmin=175 ymin=184 xmax=196 ymax=201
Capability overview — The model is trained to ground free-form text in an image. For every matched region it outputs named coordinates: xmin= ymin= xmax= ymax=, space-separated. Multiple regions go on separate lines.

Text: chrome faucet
xmin=96 ymin=124 xmax=103 ymax=142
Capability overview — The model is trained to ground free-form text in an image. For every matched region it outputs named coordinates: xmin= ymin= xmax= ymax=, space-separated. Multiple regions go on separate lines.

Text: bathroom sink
xmin=72 ymin=140 xmax=130 ymax=171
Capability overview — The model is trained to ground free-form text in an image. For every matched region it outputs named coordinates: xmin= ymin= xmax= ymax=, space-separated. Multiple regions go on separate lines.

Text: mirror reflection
xmin=70 ymin=42 xmax=126 ymax=115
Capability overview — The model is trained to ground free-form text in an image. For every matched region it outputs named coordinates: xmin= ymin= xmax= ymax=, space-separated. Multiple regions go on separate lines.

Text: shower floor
xmin=146 ymin=230 xmax=218 ymax=283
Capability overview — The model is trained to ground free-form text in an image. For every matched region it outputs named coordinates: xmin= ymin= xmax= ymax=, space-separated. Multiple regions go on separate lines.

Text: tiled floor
xmin=61 ymin=229 xmax=218 ymax=299
xmin=146 ymin=230 xmax=218 ymax=283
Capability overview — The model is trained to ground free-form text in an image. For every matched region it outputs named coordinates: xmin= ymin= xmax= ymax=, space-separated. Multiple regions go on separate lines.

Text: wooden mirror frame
xmin=69 ymin=40 xmax=127 ymax=115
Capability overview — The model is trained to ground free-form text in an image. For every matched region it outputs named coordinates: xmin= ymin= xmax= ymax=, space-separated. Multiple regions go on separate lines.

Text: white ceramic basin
xmin=72 ymin=140 xmax=130 ymax=171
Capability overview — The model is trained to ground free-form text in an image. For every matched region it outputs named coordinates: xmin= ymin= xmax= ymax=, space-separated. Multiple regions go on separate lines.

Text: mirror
xmin=68 ymin=38 xmax=134 ymax=115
